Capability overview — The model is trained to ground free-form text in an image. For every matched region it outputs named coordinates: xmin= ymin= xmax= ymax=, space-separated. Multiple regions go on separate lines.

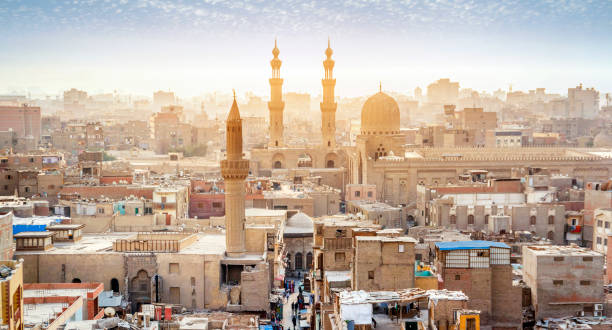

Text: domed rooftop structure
xmin=594 ymin=129 xmax=612 ymax=148
xmin=284 ymin=212 xmax=313 ymax=237
xmin=360 ymin=91 xmax=400 ymax=135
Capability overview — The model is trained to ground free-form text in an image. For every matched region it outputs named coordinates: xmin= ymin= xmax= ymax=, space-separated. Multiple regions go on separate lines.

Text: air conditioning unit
xmin=594 ymin=311 xmax=602 ymax=317
xmin=594 ymin=303 xmax=603 ymax=311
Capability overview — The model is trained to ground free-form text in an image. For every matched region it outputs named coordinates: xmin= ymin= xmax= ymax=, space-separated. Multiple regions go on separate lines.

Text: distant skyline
xmin=1 ymin=0 xmax=611 ymax=97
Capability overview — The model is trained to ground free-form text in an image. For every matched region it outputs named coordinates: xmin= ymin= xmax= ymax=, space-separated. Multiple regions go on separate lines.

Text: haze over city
xmin=2 ymin=1 xmax=612 ymax=330
xmin=2 ymin=0 xmax=612 ymax=96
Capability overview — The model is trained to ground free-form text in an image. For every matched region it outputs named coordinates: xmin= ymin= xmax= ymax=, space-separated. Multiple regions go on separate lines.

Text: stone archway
xmin=272 ymin=153 xmax=285 ymax=169
xmin=325 ymin=152 xmax=338 ymax=168
xmin=297 ymin=153 xmax=313 ymax=168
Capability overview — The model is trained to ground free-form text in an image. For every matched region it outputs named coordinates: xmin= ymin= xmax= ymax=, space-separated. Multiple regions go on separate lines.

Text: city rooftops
xmin=525 ymin=244 xmax=602 ymax=257
xmin=435 ymin=240 xmax=510 ymax=251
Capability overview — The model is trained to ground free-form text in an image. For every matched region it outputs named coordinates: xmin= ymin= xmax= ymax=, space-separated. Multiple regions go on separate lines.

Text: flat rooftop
xmin=14 ymin=232 xmax=227 ymax=255
xmin=356 ymin=236 xmax=417 ymax=243
xmin=526 ymin=244 xmax=602 ymax=256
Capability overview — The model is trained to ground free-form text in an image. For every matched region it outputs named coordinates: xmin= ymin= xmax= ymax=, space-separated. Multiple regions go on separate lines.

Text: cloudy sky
xmin=1 ymin=0 xmax=611 ymax=97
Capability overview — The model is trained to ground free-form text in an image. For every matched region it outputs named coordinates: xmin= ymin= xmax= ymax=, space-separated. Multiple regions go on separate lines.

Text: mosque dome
xmin=360 ymin=91 xmax=400 ymax=135
xmin=284 ymin=212 xmax=313 ymax=236
xmin=594 ymin=129 xmax=612 ymax=147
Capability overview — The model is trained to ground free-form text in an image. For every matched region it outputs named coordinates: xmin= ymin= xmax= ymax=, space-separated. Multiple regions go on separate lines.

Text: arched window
xmin=326 ymin=160 xmax=335 ymax=168
xmin=306 ymin=252 xmax=313 ymax=270
xmin=274 ymin=161 xmax=282 ymax=169
xmin=450 ymin=215 xmax=457 ymax=224
xmin=548 ymin=215 xmax=554 ymax=225
xmin=468 ymin=215 xmax=474 ymax=225
xmin=547 ymin=231 xmax=554 ymax=241
xmin=295 ymin=253 xmax=303 ymax=270
xmin=110 ymin=278 xmax=120 ymax=293
xmin=72 ymin=278 xmax=81 ymax=283
xmin=484 ymin=215 xmax=489 ymax=225
xmin=530 ymin=215 xmax=536 ymax=225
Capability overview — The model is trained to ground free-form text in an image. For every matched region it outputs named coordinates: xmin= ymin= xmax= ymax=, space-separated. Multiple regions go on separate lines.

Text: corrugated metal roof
xmin=435 ymin=240 xmax=510 ymax=250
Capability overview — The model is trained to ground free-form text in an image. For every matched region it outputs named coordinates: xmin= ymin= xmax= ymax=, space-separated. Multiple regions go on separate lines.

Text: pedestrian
xmin=292 ymin=315 xmax=297 ymax=329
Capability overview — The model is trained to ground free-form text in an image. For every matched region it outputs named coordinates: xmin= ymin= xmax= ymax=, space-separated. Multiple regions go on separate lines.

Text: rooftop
xmin=356 ymin=236 xmax=417 ymax=243
xmin=14 ymin=232 xmax=226 ymax=255
xmin=525 ymin=244 xmax=602 ymax=256
xmin=435 ymin=240 xmax=510 ymax=251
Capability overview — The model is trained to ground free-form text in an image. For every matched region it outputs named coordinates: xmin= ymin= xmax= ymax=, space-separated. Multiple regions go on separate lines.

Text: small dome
xmin=594 ymin=129 xmax=612 ymax=147
xmin=284 ymin=212 xmax=313 ymax=236
xmin=360 ymin=92 xmax=400 ymax=135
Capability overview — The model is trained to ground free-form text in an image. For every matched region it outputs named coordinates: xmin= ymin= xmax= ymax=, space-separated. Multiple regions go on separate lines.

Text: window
xmin=169 ymin=263 xmax=179 ymax=273
xmin=450 ymin=215 xmax=456 ymax=224
xmin=191 ymin=277 xmax=196 ymax=286
xmin=580 ymin=280 xmax=591 ymax=286
xmin=477 ymin=251 xmax=489 ymax=257
xmin=335 ymin=252 xmax=345 ymax=262
xmin=455 ymin=274 xmax=461 ymax=280
xmin=597 ymin=237 xmax=602 ymax=244
xmin=606 ymin=222 xmax=610 ymax=229
xmin=553 ymin=280 xmax=563 ymax=286
xmin=583 ymin=256 xmax=593 ymax=262
xmin=197 ymin=203 xmax=204 ymax=208
xmin=24 ymin=187 xmax=30 ymax=193
xmin=605 ymin=238 xmax=608 ymax=246
xmin=530 ymin=215 xmax=536 ymax=225
xmin=354 ymin=191 xmax=361 ymax=197
xmin=368 ymin=271 xmax=374 ymax=279
xmin=398 ymin=244 xmax=404 ymax=253
xmin=98 ymin=208 xmax=104 ymax=214
xmin=484 ymin=215 xmax=489 ymax=225
xmin=553 ymin=256 xmax=564 ymax=262
xmin=597 ymin=220 xmax=603 ymax=227
xmin=468 ymin=215 xmax=474 ymax=225
xmin=548 ymin=215 xmax=554 ymax=225
xmin=3 ymin=185 xmax=7 ymax=190
xmin=367 ymin=191 xmax=373 ymax=198
xmin=29 ymin=158 xmax=34 ymax=163
xmin=5 ymin=175 xmax=11 ymax=180
xmin=212 ymin=202 xmax=222 ymax=208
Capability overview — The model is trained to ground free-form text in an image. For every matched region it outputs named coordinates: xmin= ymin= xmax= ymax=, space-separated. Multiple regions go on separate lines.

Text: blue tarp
xmin=259 ymin=326 xmax=273 ymax=330
xmin=13 ymin=224 xmax=49 ymax=235
xmin=435 ymin=240 xmax=510 ymax=250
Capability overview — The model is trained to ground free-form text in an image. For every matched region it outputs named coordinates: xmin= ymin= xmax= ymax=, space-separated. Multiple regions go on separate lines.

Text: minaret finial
xmin=328 ymin=36 xmax=330 ymax=48
xmin=233 ymin=89 xmax=236 ymax=100
xmin=275 ymin=37 xmax=277 ymax=48
xmin=379 ymin=81 xmax=382 ymax=93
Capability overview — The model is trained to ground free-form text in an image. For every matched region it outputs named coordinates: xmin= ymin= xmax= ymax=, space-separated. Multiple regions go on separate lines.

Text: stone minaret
xmin=221 ymin=92 xmax=248 ymax=257
xmin=321 ymin=38 xmax=337 ymax=148
xmin=268 ymin=39 xmax=285 ymax=148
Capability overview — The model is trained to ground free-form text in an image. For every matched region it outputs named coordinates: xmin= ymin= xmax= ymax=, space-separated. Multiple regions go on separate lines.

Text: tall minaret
xmin=321 ymin=38 xmax=337 ymax=148
xmin=268 ymin=39 xmax=285 ymax=148
xmin=221 ymin=91 xmax=248 ymax=257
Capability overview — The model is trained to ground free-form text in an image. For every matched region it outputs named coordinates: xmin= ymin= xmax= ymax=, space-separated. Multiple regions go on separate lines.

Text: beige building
xmin=0 ymin=259 xmax=24 ymax=330
xmin=282 ymin=212 xmax=313 ymax=277
xmin=592 ymin=208 xmax=612 ymax=256
xmin=352 ymin=236 xmax=417 ymax=291
xmin=153 ymin=185 xmax=189 ymax=224
xmin=522 ymin=245 xmax=605 ymax=319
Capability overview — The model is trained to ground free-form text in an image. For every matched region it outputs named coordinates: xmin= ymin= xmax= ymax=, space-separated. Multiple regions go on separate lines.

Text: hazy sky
xmin=1 ymin=0 xmax=611 ymax=98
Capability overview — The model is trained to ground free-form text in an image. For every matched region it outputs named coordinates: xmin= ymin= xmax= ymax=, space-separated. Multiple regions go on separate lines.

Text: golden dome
xmin=360 ymin=91 xmax=400 ymax=135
